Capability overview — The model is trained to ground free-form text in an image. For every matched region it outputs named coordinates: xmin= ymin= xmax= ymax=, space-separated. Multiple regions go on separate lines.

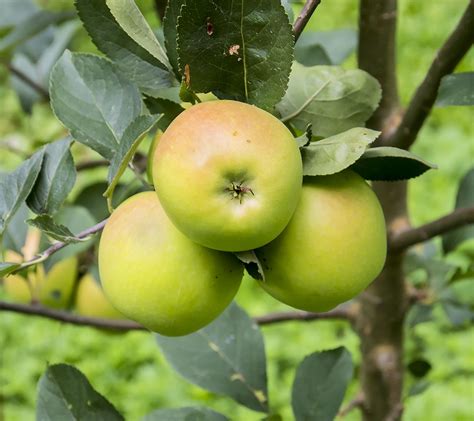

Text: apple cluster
xmin=98 ymin=100 xmax=387 ymax=336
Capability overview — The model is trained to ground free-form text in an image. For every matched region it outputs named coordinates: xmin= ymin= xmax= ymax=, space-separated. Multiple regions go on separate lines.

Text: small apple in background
xmin=98 ymin=192 xmax=243 ymax=336
xmin=75 ymin=273 xmax=125 ymax=319
xmin=153 ymin=100 xmax=303 ymax=252
xmin=256 ymin=170 xmax=387 ymax=312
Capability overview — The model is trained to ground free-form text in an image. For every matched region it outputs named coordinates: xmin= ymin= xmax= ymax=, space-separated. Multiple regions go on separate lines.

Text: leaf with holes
xmin=27 ymin=214 xmax=89 ymax=244
xmin=301 ymin=127 xmax=380 ymax=176
xmin=350 ymin=147 xmax=436 ymax=181
xmin=36 ymin=363 xmax=124 ymax=421
xmin=105 ymin=115 xmax=160 ymax=203
xmin=292 ymin=347 xmax=353 ymax=421
xmin=50 ymin=51 xmax=142 ymax=159
xmin=278 ymin=63 xmax=381 ymax=137
xmin=27 ymin=137 xmax=76 ymax=215
xmin=176 ymin=0 xmax=293 ymax=111
xmin=76 ymin=0 xmax=176 ymax=96
xmin=0 ymin=150 xmax=44 ymax=234
xmin=156 ymin=302 xmax=268 ymax=413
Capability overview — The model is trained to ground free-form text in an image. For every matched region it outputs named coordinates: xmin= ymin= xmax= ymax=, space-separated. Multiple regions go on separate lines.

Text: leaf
xmin=142 ymin=407 xmax=229 ymax=421
xmin=50 ymin=51 xmax=142 ymax=159
xmin=234 ymin=251 xmax=265 ymax=282
xmin=27 ymin=215 xmax=88 ymax=244
xmin=443 ymin=167 xmax=474 ymax=253
xmin=0 ymin=262 xmax=21 ymax=278
xmin=177 ymin=0 xmax=294 ymax=111
xmin=0 ymin=0 xmax=38 ymax=30
xmin=0 ymin=10 xmax=73 ymax=53
xmin=105 ymin=115 xmax=160 ymax=202
xmin=2 ymin=203 xmax=29 ymax=253
xmin=156 ymin=302 xmax=268 ymax=413
xmin=436 ymin=72 xmax=474 ymax=107
xmin=144 ymin=92 xmax=185 ymax=130
xmin=36 ymin=363 xmax=124 ymax=421
xmin=441 ymin=299 xmax=473 ymax=327
xmin=407 ymin=359 xmax=432 ymax=378
xmin=163 ymin=0 xmax=185 ymax=78
xmin=406 ymin=303 xmax=433 ymax=327
xmin=295 ymin=124 xmax=312 ymax=148
xmin=105 ymin=0 xmax=170 ymax=69
xmin=350 ymin=147 xmax=436 ymax=181
xmin=75 ymin=0 xmax=176 ymax=97
xmin=27 ymin=137 xmax=76 ymax=215
xmin=301 ymin=127 xmax=380 ymax=176
xmin=295 ymin=29 xmax=358 ymax=66
xmin=278 ymin=63 xmax=381 ymax=137
xmin=407 ymin=381 xmax=431 ymax=398
xmin=0 ymin=150 xmax=44 ymax=234
xmin=292 ymin=347 xmax=353 ymax=421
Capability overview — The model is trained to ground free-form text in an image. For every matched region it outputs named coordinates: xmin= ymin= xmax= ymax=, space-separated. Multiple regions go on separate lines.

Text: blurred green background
xmin=1 ymin=0 xmax=473 ymax=420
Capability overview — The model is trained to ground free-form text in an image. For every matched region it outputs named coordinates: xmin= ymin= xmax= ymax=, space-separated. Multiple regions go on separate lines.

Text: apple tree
xmin=0 ymin=0 xmax=473 ymax=420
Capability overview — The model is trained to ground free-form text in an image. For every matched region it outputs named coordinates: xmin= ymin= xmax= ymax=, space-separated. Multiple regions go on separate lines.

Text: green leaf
xmin=27 ymin=214 xmax=88 ymax=244
xmin=443 ymin=167 xmax=474 ymax=253
xmin=144 ymin=92 xmax=185 ymax=130
xmin=156 ymin=303 xmax=268 ymax=413
xmin=301 ymin=127 xmax=380 ymax=176
xmin=0 ymin=150 xmax=44 ymax=234
xmin=407 ymin=359 xmax=432 ymax=378
xmin=0 ymin=262 xmax=21 ymax=278
xmin=292 ymin=347 xmax=353 ymax=421
xmin=162 ymin=0 xmax=185 ymax=78
xmin=105 ymin=0 xmax=170 ymax=69
xmin=407 ymin=381 xmax=431 ymax=398
xmin=36 ymin=363 xmax=124 ymax=421
xmin=350 ymin=146 xmax=436 ymax=181
xmin=0 ymin=10 xmax=73 ymax=53
xmin=2 ymin=203 xmax=29 ymax=253
xmin=436 ymin=72 xmax=474 ymax=107
xmin=42 ymin=205 xmax=97 ymax=270
xmin=105 ymin=115 xmax=160 ymax=202
xmin=278 ymin=63 xmax=381 ymax=137
xmin=177 ymin=0 xmax=294 ymax=111
xmin=406 ymin=303 xmax=433 ymax=327
xmin=234 ymin=251 xmax=265 ymax=282
xmin=50 ymin=51 xmax=142 ymax=159
xmin=0 ymin=0 xmax=38 ymax=30
xmin=75 ymin=0 xmax=176 ymax=97
xmin=295 ymin=29 xmax=357 ymax=66
xmin=27 ymin=137 xmax=76 ymax=215
xmin=295 ymin=124 xmax=312 ymax=148
xmin=441 ymin=299 xmax=473 ymax=327
xmin=142 ymin=407 xmax=229 ymax=421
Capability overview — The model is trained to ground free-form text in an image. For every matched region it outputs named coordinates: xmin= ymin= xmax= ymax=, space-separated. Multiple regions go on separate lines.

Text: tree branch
xmin=293 ymin=0 xmax=322 ymax=42
xmin=389 ymin=206 xmax=474 ymax=252
xmin=0 ymin=300 xmax=352 ymax=331
xmin=4 ymin=62 xmax=50 ymax=100
xmin=388 ymin=2 xmax=474 ymax=149
xmin=13 ymin=220 xmax=108 ymax=273
xmin=338 ymin=393 xmax=365 ymax=418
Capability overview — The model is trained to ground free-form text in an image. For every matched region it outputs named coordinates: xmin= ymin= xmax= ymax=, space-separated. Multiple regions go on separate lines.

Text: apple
xmin=98 ymin=192 xmax=243 ymax=336
xmin=39 ymin=256 xmax=78 ymax=309
xmin=256 ymin=170 xmax=387 ymax=312
xmin=152 ymin=100 xmax=303 ymax=252
xmin=75 ymin=273 xmax=125 ymax=319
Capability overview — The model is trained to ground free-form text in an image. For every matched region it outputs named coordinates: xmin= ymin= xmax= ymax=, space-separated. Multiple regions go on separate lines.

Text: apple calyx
xmin=226 ymin=181 xmax=254 ymax=204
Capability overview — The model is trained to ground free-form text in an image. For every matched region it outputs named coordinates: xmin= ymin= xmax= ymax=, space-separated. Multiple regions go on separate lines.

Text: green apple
xmin=75 ymin=273 xmax=125 ymax=319
xmin=256 ymin=170 xmax=387 ymax=312
xmin=152 ymin=100 xmax=303 ymax=252
xmin=98 ymin=192 xmax=243 ymax=336
xmin=39 ymin=256 xmax=78 ymax=309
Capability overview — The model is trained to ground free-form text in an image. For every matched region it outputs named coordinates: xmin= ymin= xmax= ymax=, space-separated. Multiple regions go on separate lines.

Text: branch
xmin=0 ymin=301 xmax=352 ymax=331
xmin=15 ymin=220 xmax=108 ymax=273
xmin=388 ymin=2 xmax=474 ymax=149
xmin=293 ymin=0 xmax=322 ymax=42
xmin=4 ymin=62 xmax=50 ymax=100
xmin=338 ymin=393 xmax=365 ymax=418
xmin=389 ymin=206 xmax=474 ymax=252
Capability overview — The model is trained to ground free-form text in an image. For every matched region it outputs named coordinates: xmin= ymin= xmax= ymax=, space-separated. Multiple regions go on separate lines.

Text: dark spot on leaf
xmin=206 ymin=17 xmax=214 ymax=35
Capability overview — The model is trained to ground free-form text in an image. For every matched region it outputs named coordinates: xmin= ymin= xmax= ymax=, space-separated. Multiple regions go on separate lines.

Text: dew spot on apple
xmin=246 ymin=139 xmax=251 ymax=143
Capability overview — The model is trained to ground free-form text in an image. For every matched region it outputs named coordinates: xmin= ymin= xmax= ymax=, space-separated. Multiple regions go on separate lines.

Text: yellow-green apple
xmin=256 ymin=170 xmax=387 ymax=312
xmin=98 ymin=192 xmax=243 ymax=336
xmin=75 ymin=273 xmax=125 ymax=319
xmin=39 ymin=256 xmax=78 ymax=309
xmin=152 ymin=100 xmax=303 ymax=252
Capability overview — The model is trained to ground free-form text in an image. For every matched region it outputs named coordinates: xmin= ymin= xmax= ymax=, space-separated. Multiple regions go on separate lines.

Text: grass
xmin=1 ymin=0 xmax=473 ymax=419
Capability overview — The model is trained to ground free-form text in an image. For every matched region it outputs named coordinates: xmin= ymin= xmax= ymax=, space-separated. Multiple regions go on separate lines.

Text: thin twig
xmin=293 ymin=0 xmax=322 ymax=42
xmin=338 ymin=393 xmax=365 ymax=418
xmin=389 ymin=206 xmax=474 ymax=252
xmin=4 ymin=62 xmax=50 ymax=100
xmin=0 ymin=300 xmax=352 ymax=331
xmin=388 ymin=2 xmax=474 ymax=149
